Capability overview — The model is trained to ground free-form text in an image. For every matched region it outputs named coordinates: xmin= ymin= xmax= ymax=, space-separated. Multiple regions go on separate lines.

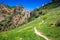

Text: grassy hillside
xmin=0 ymin=1 xmax=60 ymax=40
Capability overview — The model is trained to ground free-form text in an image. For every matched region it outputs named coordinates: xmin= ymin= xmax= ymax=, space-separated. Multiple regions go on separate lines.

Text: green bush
xmin=43 ymin=16 xmax=48 ymax=20
xmin=56 ymin=19 xmax=60 ymax=27
xmin=49 ymin=19 xmax=60 ymax=27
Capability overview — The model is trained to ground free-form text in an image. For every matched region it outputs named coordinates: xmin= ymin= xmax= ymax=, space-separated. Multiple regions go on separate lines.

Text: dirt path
xmin=34 ymin=27 xmax=49 ymax=40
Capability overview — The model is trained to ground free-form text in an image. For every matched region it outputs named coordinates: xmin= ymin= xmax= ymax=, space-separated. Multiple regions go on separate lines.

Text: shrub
xmin=0 ymin=27 xmax=2 ymax=30
xmin=56 ymin=20 xmax=60 ymax=27
xmin=49 ymin=19 xmax=60 ymax=27
xmin=43 ymin=16 xmax=48 ymax=20
xmin=39 ymin=11 xmax=42 ymax=15
xmin=49 ymin=21 xmax=56 ymax=27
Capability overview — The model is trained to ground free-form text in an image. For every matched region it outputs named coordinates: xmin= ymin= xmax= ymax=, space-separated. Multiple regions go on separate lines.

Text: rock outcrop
xmin=0 ymin=4 xmax=30 ymax=31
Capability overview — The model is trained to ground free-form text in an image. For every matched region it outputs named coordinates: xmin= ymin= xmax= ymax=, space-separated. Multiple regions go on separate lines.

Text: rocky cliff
xmin=0 ymin=4 xmax=30 ymax=31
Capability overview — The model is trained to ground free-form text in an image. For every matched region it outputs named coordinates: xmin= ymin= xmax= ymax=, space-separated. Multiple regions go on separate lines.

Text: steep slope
xmin=0 ymin=1 xmax=60 ymax=40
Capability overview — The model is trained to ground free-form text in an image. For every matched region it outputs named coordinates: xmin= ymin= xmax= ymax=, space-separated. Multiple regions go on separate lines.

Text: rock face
xmin=0 ymin=15 xmax=5 ymax=22
xmin=11 ymin=5 xmax=30 ymax=27
xmin=0 ymin=4 xmax=11 ymax=14
xmin=0 ymin=4 xmax=31 ymax=31
xmin=12 ymin=14 xmax=21 ymax=26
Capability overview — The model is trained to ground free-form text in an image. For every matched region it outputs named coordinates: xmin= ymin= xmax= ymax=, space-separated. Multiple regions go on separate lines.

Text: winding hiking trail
xmin=34 ymin=21 xmax=49 ymax=40
xmin=34 ymin=27 xmax=49 ymax=40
